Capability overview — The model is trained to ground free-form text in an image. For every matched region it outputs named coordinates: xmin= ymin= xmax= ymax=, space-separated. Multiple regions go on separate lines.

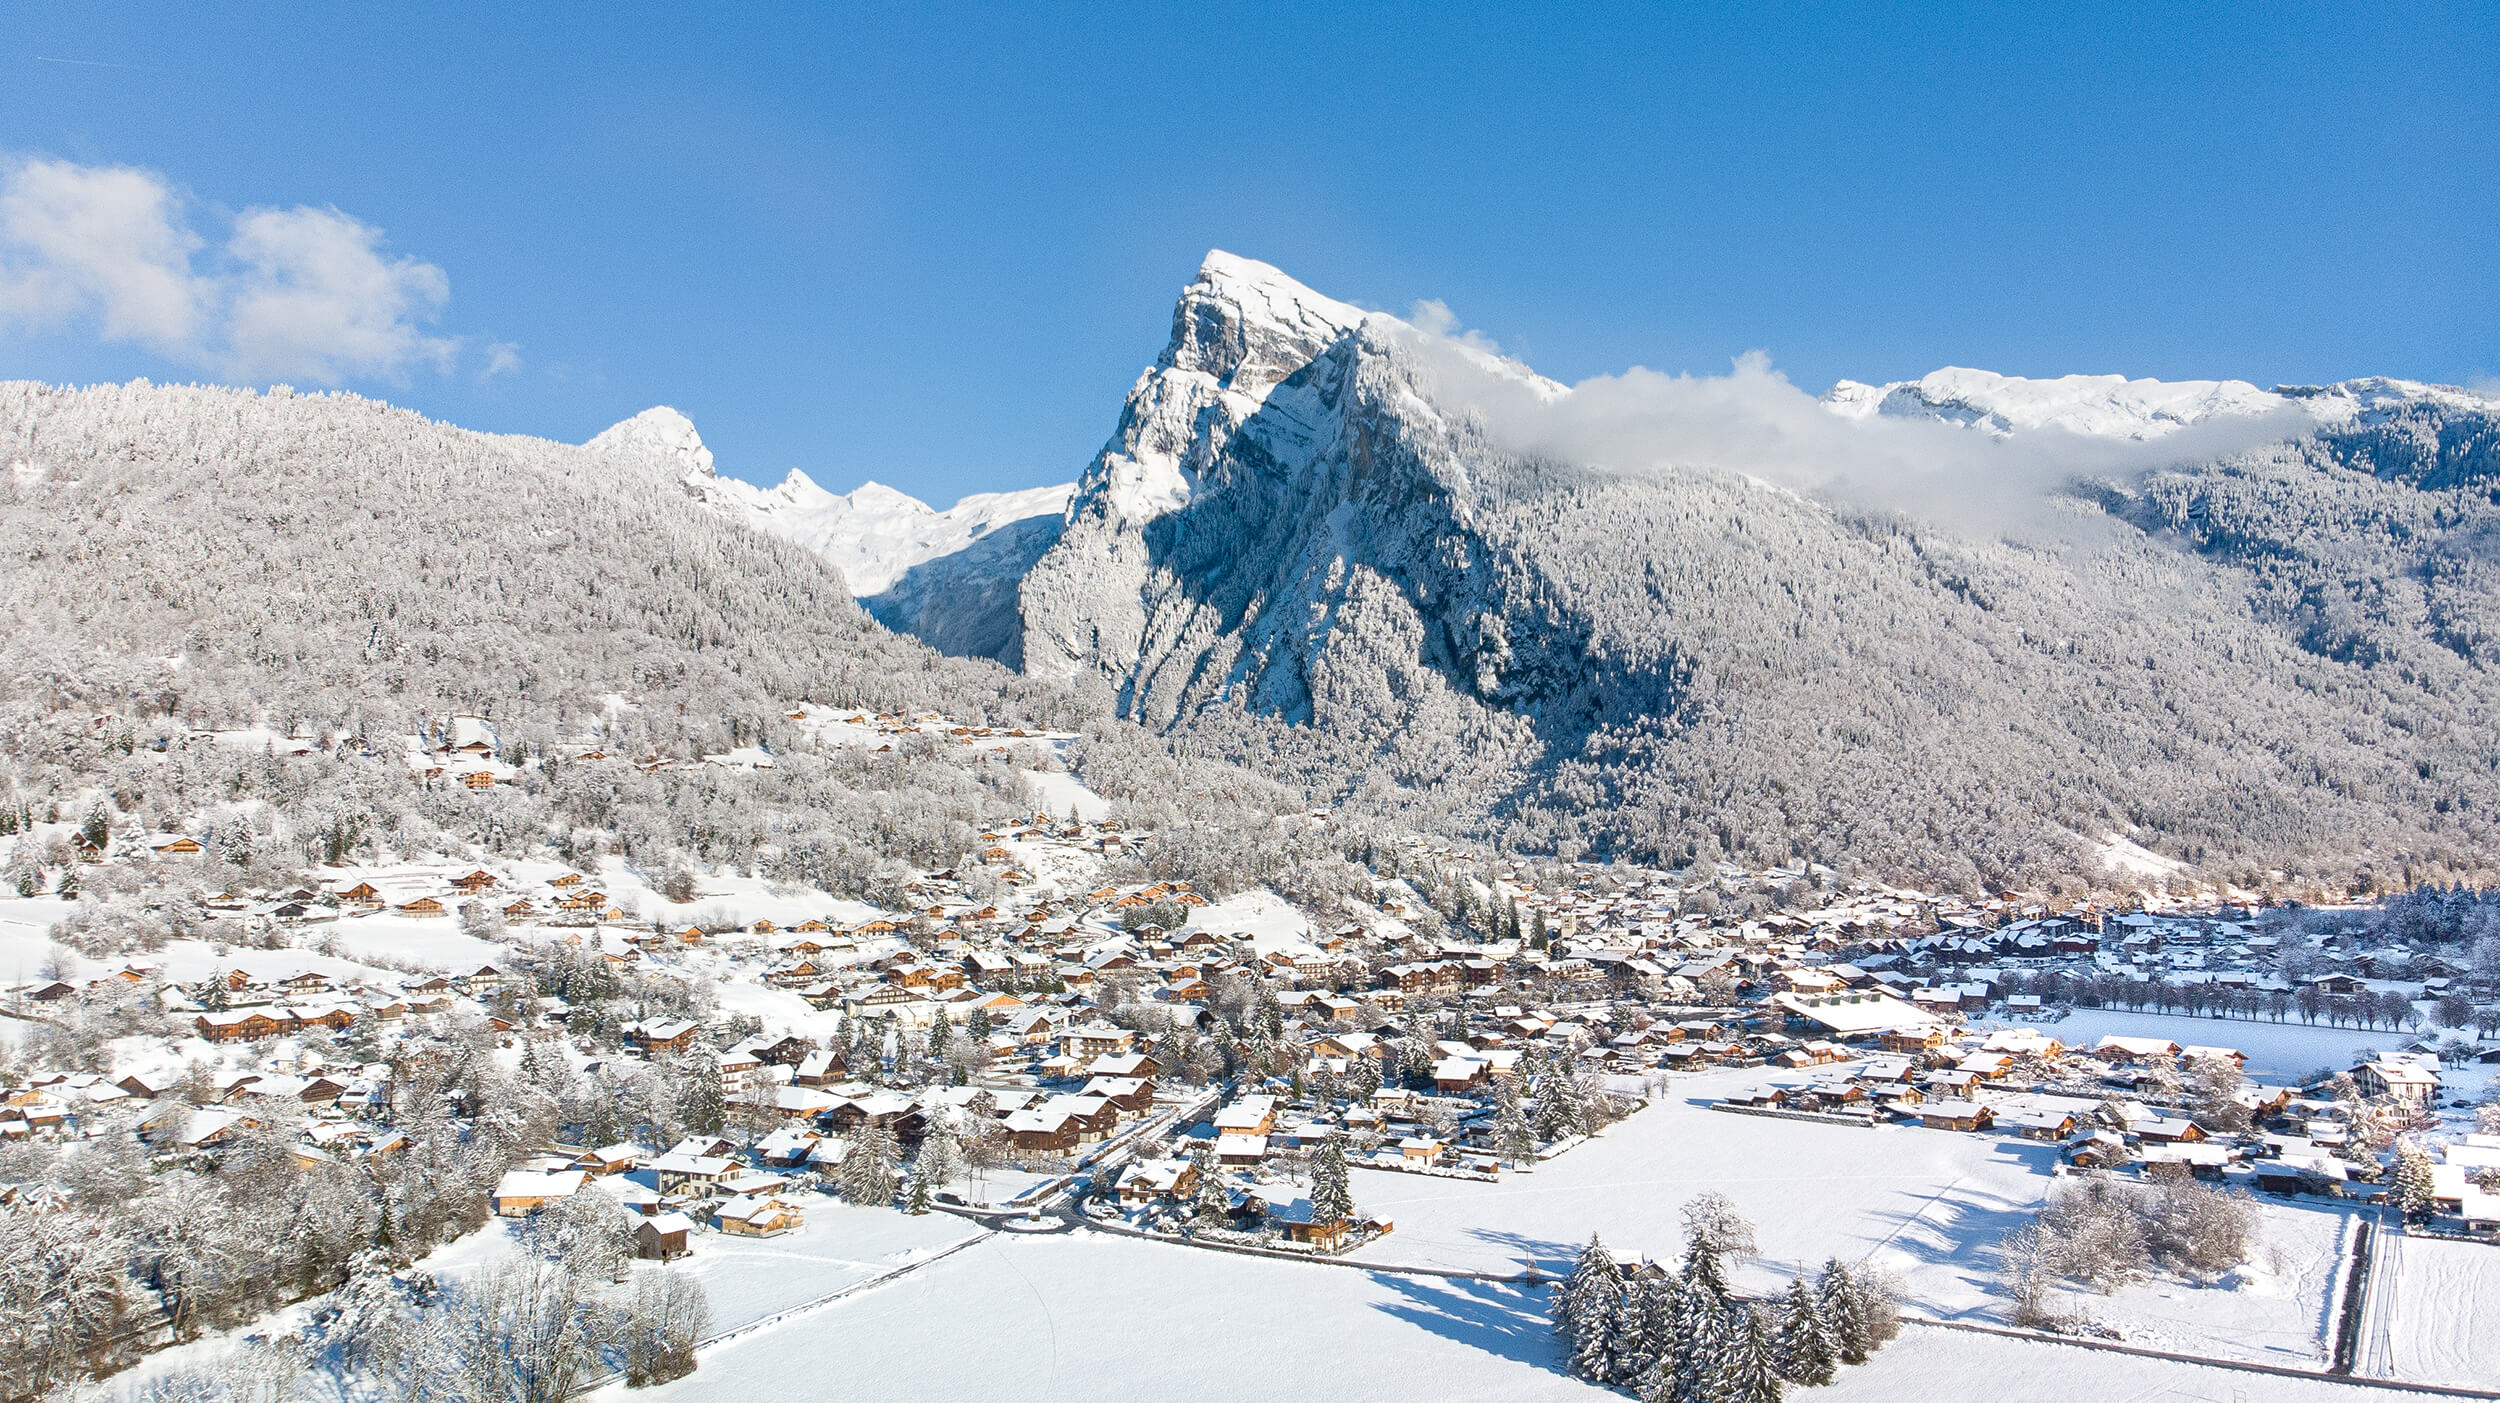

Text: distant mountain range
xmin=589 ymin=405 xmax=1071 ymax=663
xmin=596 ymin=254 xmax=2500 ymax=889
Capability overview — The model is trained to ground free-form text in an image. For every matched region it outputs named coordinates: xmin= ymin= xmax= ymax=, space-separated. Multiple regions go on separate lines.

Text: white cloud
xmin=0 ymin=156 xmax=499 ymax=384
xmin=224 ymin=205 xmax=454 ymax=381
xmin=0 ymin=158 xmax=207 ymax=352
xmin=1386 ymin=317 xmax=2308 ymax=536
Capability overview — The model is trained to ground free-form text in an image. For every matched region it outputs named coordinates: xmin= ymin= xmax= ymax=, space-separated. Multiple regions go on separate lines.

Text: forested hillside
xmin=0 ymin=381 xmax=1100 ymax=897
xmin=1014 ymin=255 xmax=2500 ymax=892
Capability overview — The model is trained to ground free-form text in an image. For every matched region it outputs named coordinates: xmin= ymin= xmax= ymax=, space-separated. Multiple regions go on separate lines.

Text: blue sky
xmin=2 ymin=4 xmax=2494 ymax=503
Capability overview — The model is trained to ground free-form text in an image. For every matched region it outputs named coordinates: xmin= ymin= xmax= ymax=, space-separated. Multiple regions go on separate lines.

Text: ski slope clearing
xmin=1192 ymin=889 xmax=1316 ymax=955
xmin=1023 ymin=767 xmax=1110 ymax=823
xmin=2358 ymin=1230 xmax=2500 ymax=1388
xmin=1345 ymin=1065 xmax=2058 ymax=1317
xmin=608 ymin=1231 xmax=1610 ymax=1403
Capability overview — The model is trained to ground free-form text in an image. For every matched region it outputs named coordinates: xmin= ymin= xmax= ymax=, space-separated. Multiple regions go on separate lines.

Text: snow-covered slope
xmin=584 ymin=407 xmax=1073 ymax=659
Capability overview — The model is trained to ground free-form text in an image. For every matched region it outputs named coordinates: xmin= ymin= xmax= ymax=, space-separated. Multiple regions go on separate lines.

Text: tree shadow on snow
xmin=1459 ymin=1227 xmax=1585 ymax=1277
xmin=1368 ymin=1271 xmax=1567 ymax=1374
xmin=1851 ymin=1146 xmax=2051 ymax=1318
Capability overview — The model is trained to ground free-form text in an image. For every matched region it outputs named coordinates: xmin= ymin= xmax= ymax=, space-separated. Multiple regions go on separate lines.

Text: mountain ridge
xmin=1001 ymin=253 xmax=2500 ymax=889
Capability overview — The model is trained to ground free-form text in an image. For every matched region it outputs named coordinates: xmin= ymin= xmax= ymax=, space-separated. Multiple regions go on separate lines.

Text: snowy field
xmin=2358 ymin=1230 xmax=2500 ymax=1388
xmin=666 ymin=1198 xmax=982 ymax=1333
xmin=1345 ymin=1065 xmax=2060 ymax=1317
xmin=1340 ymin=1064 xmax=2350 ymax=1362
xmin=603 ymin=1227 xmax=2400 ymax=1403
xmin=607 ymin=1232 xmax=1612 ymax=1403
xmin=2037 ymin=1009 xmax=2412 ymax=1083
xmin=318 ymin=914 xmax=508 ymax=970
xmin=1817 ymin=1322 xmax=2402 ymax=1403
xmin=2066 ymin=1199 xmax=2348 ymax=1365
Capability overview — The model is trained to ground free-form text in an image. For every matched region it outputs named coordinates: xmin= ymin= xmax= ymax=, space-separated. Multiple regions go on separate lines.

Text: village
xmin=2 ymin=711 xmax=2499 ymax=1400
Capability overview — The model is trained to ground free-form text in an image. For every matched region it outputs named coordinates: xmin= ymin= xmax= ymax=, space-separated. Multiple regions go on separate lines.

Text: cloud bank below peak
xmin=1383 ymin=306 xmax=2327 ymax=535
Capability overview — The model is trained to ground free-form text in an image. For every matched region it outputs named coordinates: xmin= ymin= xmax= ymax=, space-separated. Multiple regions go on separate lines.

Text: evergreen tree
xmin=1629 ymin=1272 xmax=1684 ymax=1399
xmin=1189 ymin=1140 xmax=1230 ymax=1228
xmin=2391 ymin=1143 xmax=2439 ymax=1223
xmin=1535 ymin=1070 xmax=1589 ymax=1141
xmin=585 ymin=1089 xmax=624 ymax=1149
xmin=1310 ymin=1134 xmax=1355 ymax=1234
xmin=918 ymin=1121 xmax=962 ymax=1194
xmin=1661 ymin=1273 xmax=1730 ymax=1403
xmin=1494 ymin=1074 xmax=1536 ymax=1165
xmin=1597 ymin=1276 xmax=1650 ymax=1386
xmin=838 ymin=1119 xmax=899 ymax=1205
xmin=905 ymin=1169 xmax=934 ymax=1214
xmin=1555 ymin=1235 xmax=1626 ymax=1380
xmin=1680 ymin=1233 xmax=1731 ymax=1313
xmin=1816 ymin=1259 xmax=1870 ymax=1365
xmin=1772 ymin=1276 xmax=1837 ymax=1386
xmin=680 ymin=1051 xmax=726 ymax=1137
xmin=1715 ymin=1305 xmax=1786 ymax=1403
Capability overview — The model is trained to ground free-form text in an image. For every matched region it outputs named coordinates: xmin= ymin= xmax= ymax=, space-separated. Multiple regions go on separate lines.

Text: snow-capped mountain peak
xmin=585 ymin=405 xmax=715 ymax=478
xmin=1821 ymin=366 xmax=2498 ymax=441
xmin=1172 ymin=250 xmax=1371 ymax=391
xmin=1073 ymin=251 xmax=1378 ymax=528
xmin=690 ymin=468 xmax=1072 ymax=598
xmin=1820 ymin=368 xmax=2291 ymax=440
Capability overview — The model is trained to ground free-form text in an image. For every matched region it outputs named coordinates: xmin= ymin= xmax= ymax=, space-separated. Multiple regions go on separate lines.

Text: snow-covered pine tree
xmin=1679 ymin=1233 xmax=1731 ymax=1313
xmin=1555 ymin=1235 xmax=1625 ymax=1379
xmin=1771 ymin=1276 xmax=1837 ymax=1386
xmin=584 ymin=1092 xmax=624 ymax=1151
xmin=1535 ymin=1068 xmax=1588 ymax=1141
xmin=905 ymin=1168 xmax=934 ymax=1214
xmin=1601 ymin=1275 xmax=1657 ymax=1387
xmin=1311 ymin=1134 xmax=1355 ymax=1234
xmin=680 ymin=1050 xmax=726 ymax=1137
xmin=1629 ymin=1272 xmax=1683 ymax=1399
xmin=1815 ymin=1258 xmax=1870 ymax=1365
xmin=2391 ymin=1143 xmax=2439 ymax=1222
xmin=1713 ymin=1305 xmax=1786 ymax=1403
xmin=838 ymin=1119 xmax=899 ymax=1206
xmin=1493 ymin=1074 xmax=1535 ymax=1165
xmin=1662 ymin=1271 xmax=1732 ymax=1403
xmin=918 ymin=1120 xmax=962 ymax=1195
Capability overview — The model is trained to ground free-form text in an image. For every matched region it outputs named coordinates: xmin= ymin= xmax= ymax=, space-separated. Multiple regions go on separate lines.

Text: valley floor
xmin=594 ymin=1225 xmax=2423 ymax=1403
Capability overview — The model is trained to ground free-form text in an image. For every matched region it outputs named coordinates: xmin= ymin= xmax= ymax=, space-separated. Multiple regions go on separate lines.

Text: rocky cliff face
xmin=1013 ymin=252 xmax=2500 ymax=887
